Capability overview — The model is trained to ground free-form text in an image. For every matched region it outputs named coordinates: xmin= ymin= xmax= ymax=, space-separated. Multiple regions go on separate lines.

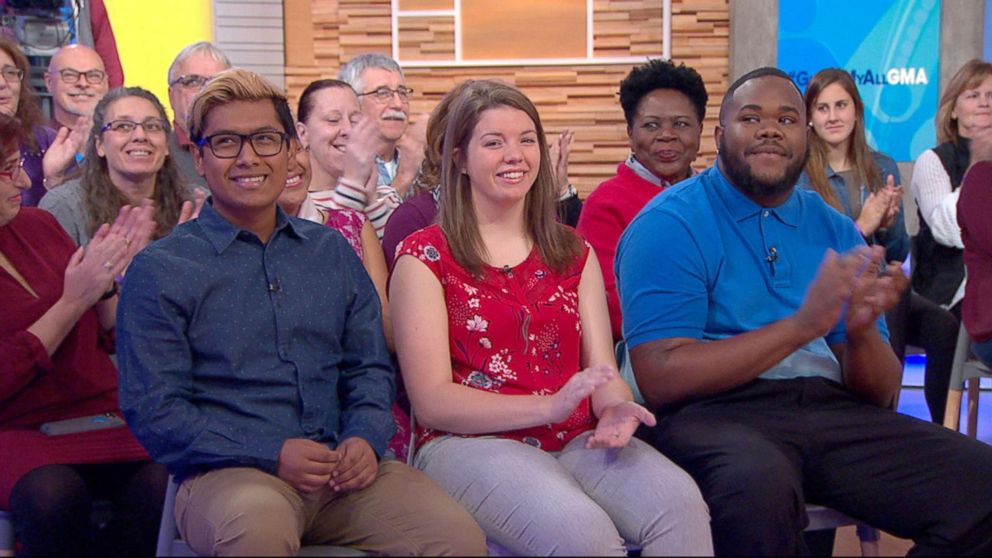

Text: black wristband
xmin=99 ymin=282 xmax=119 ymax=301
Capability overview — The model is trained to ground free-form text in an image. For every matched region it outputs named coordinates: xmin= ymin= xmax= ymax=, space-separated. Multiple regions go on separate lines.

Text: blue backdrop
xmin=778 ymin=0 xmax=941 ymax=161
xmin=986 ymin=1 xmax=992 ymax=61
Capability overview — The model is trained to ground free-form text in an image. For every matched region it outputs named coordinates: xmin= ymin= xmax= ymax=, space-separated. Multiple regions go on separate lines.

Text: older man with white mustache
xmin=338 ymin=53 xmax=425 ymax=238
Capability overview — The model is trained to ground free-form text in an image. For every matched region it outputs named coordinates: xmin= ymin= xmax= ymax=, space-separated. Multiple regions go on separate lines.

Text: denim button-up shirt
xmin=116 ymin=202 xmax=395 ymax=479
xmin=797 ymin=151 xmax=909 ymax=262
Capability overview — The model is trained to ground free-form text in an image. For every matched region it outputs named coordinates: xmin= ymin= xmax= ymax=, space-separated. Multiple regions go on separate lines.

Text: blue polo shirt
xmin=615 ymin=165 xmax=887 ymax=383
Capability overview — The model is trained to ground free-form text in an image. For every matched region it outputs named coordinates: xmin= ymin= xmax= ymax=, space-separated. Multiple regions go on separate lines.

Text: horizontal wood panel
xmin=285 ymin=0 xmax=728 ymax=196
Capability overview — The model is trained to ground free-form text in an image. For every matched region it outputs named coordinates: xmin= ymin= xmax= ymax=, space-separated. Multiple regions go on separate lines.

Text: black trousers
xmin=644 ymin=377 xmax=992 ymax=556
xmin=8 ymin=461 xmax=167 ymax=556
xmin=884 ymin=290 xmax=959 ymax=424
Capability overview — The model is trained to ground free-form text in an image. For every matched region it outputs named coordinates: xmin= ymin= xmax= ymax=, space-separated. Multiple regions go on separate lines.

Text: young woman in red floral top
xmin=390 ymin=80 xmax=712 ymax=556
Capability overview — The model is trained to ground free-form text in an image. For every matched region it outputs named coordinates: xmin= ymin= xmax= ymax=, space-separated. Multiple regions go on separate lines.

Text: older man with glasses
xmin=167 ymin=42 xmax=232 ymax=188
xmin=41 ymin=44 xmax=108 ymax=188
xmin=337 ymin=53 xmax=425 ymax=237
xmin=44 ymin=44 xmax=108 ymax=134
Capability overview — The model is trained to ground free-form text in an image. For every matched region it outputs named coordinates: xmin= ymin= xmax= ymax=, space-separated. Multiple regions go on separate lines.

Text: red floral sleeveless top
xmin=397 ymin=224 xmax=595 ymax=452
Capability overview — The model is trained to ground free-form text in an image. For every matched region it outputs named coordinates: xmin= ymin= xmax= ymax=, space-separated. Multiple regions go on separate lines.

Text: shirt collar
xmin=197 ymin=199 xmax=306 ymax=253
xmin=376 ymin=150 xmax=400 ymax=183
xmin=625 ymin=153 xmax=698 ymax=188
xmin=710 ymin=164 xmax=801 ymax=227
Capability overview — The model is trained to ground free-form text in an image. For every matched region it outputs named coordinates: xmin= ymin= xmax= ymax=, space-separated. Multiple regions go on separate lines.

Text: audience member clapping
xmin=278 ymin=134 xmax=392 ymax=351
xmin=798 ymin=68 xmax=959 ymax=424
xmin=340 ymin=53 xmax=424 ymax=205
xmin=0 ymin=37 xmax=86 ymax=206
xmin=40 ymin=87 xmax=203 ymax=247
xmin=0 ymin=112 xmax=164 ymax=556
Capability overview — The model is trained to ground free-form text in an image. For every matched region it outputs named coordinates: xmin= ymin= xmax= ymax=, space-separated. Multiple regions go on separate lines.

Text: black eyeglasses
xmin=56 ymin=68 xmax=106 ymax=85
xmin=357 ymin=86 xmax=414 ymax=102
xmin=170 ymin=74 xmax=212 ymax=89
xmin=1 ymin=66 xmax=23 ymax=83
xmin=197 ymin=131 xmax=289 ymax=159
xmin=100 ymin=119 xmax=168 ymax=135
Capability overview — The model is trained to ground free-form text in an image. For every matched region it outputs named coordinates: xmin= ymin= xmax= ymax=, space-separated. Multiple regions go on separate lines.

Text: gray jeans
xmin=414 ymin=432 xmax=713 ymax=556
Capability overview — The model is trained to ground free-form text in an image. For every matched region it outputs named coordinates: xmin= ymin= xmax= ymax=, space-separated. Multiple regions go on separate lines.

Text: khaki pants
xmin=175 ymin=460 xmax=486 ymax=556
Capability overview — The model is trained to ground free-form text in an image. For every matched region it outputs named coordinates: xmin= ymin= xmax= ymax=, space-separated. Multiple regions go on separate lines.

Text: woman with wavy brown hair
xmin=0 ymin=36 xmax=84 ymax=207
xmin=40 ymin=86 xmax=202 ymax=246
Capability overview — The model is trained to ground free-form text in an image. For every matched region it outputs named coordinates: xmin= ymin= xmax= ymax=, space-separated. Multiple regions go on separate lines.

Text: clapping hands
xmin=857 ymin=175 xmax=901 ymax=235
xmin=42 ymin=115 xmax=90 ymax=187
xmin=63 ymin=202 xmax=155 ymax=307
xmin=342 ymin=117 xmax=386 ymax=204
xmin=794 ymin=245 xmax=908 ymax=340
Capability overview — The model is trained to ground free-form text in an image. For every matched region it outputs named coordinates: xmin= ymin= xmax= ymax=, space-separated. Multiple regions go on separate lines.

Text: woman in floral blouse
xmin=390 ymin=80 xmax=712 ymax=556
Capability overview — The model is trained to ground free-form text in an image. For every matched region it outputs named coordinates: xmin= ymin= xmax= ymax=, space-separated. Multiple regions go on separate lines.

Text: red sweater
xmin=959 ymin=161 xmax=992 ymax=342
xmin=576 ymin=163 xmax=667 ymax=340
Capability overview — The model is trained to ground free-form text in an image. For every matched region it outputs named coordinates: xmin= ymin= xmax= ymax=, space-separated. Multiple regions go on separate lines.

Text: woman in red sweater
xmin=0 ymin=114 xmax=162 ymax=555
xmin=576 ymin=59 xmax=708 ymax=341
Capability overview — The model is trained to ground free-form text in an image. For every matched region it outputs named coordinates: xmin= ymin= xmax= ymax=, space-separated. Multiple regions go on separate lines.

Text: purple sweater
xmin=382 ymin=190 xmax=439 ymax=270
xmin=20 ymin=126 xmax=57 ymax=208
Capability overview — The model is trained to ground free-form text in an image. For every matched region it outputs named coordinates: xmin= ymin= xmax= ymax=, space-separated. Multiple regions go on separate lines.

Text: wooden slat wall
xmin=284 ymin=0 xmax=729 ymax=196
xmin=397 ymin=16 xmax=455 ymax=61
xmin=594 ymin=0 xmax=665 ymax=58
xmin=214 ymin=0 xmax=286 ymax=89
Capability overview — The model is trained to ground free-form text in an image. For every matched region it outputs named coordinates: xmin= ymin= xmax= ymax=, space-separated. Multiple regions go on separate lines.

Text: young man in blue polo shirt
xmin=616 ymin=67 xmax=992 ymax=556
xmin=116 ymin=69 xmax=485 ymax=556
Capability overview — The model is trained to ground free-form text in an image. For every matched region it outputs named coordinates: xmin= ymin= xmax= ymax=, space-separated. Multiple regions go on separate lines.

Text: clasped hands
xmin=277 ymin=437 xmax=378 ymax=495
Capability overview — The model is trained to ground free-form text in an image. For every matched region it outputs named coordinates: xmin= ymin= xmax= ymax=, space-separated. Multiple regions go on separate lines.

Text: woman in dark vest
xmin=909 ymin=59 xmax=992 ymax=423
xmin=912 ymin=59 xmax=992 ymax=310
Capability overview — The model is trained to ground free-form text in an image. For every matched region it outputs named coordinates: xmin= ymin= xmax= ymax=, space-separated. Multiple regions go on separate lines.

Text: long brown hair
xmin=0 ymin=37 xmax=44 ymax=149
xmin=936 ymin=59 xmax=992 ymax=145
xmin=438 ymin=80 xmax=582 ymax=277
xmin=803 ymin=68 xmax=880 ymax=211
xmin=82 ymin=87 xmax=189 ymax=238
xmin=413 ymin=79 xmax=475 ymax=194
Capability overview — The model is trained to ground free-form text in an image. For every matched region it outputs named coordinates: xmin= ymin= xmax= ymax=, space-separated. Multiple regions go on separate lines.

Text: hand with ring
xmin=62 ymin=227 xmax=128 ymax=308
xmin=110 ymin=201 xmax=156 ymax=275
